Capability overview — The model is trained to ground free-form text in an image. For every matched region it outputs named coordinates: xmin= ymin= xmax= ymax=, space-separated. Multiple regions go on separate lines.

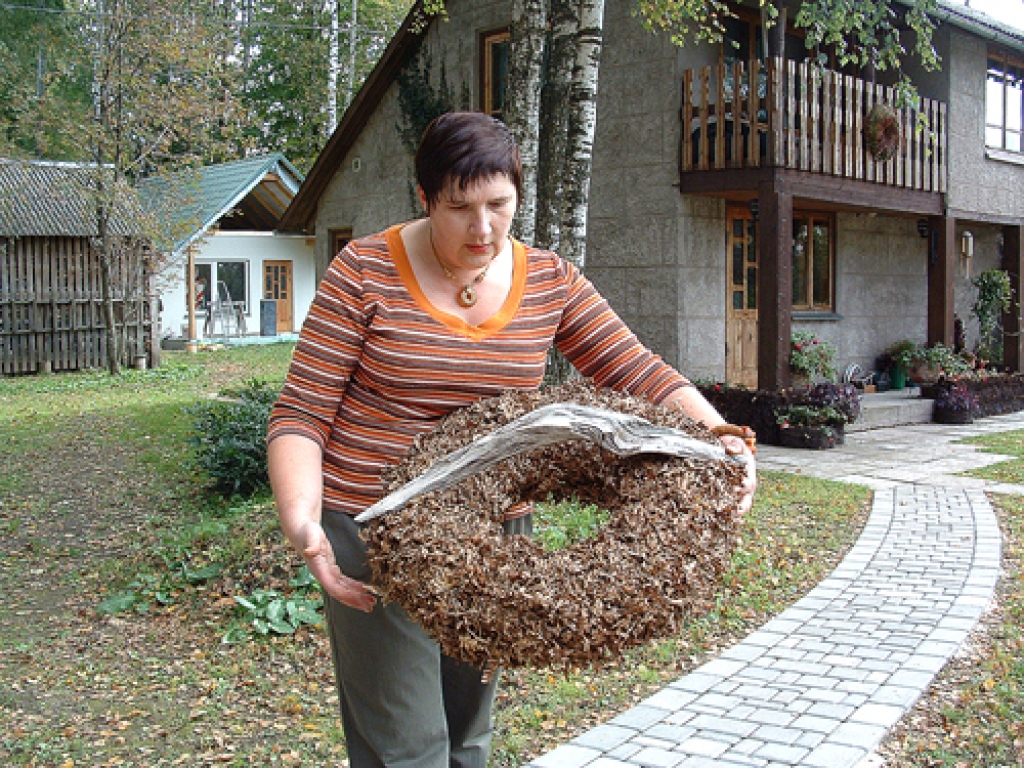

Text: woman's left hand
xmin=718 ymin=434 xmax=757 ymax=518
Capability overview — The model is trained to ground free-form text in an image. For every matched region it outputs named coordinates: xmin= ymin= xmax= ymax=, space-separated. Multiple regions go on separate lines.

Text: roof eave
xmin=277 ymin=2 xmax=429 ymax=234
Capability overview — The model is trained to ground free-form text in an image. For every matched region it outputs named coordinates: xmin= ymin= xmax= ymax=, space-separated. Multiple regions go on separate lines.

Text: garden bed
xmin=930 ymin=374 xmax=1024 ymax=418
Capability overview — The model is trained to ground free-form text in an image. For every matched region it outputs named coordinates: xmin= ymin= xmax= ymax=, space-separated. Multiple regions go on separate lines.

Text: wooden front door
xmin=726 ymin=211 xmax=758 ymax=388
xmin=263 ymin=261 xmax=293 ymax=333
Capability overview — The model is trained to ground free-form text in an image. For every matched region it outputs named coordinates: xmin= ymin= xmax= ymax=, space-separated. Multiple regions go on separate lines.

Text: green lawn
xmin=1 ymin=346 xmax=874 ymax=767
xmin=959 ymin=429 xmax=1024 ymax=485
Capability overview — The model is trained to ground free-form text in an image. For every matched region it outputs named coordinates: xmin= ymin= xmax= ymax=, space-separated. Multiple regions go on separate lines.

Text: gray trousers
xmin=322 ymin=512 xmax=503 ymax=768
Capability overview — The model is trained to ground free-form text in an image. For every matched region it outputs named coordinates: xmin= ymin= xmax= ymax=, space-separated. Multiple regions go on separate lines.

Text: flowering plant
xmin=790 ymin=331 xmax=837 ymax=380
xmin=775 ymin=404 xmax=847 ymax=428
xmin=934 ymin=382 xmax=979 ymax=413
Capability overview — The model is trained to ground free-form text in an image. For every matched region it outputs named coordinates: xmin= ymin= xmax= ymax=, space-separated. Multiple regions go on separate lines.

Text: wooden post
xmin=757 ymin=178 xmax=794 ymax=390
xmin=186 ymin=244 xmax=198 ymax=354
xmin=927 ymin=215 xmax=956 ymax=348
xmin=1002 ymin=224 xmax=1024 ymax=373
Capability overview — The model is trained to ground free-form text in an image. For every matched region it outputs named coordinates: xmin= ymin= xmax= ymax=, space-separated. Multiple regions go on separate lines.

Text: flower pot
xmin=909 ymin=362 xmax=941 ymax=385
xmin=890 ymin=365 xmax=907 ymax=390
xmin=778 ymin=425 xmax=844 ymax=450
xmin=933 ymin=406 xmax=974 ymax=425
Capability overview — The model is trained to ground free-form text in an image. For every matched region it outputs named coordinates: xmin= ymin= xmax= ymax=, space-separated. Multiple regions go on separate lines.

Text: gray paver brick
xmin=628 ymin=747 xmax=684 ymax=768
xmin=675 ymin=737 xmax=730 ymax=759
xmin=802 ymin=743 xmax=869 ymax=768
xmin=526 ymin=439 xmax=1012 ymax=768
xmin=611 ymin=706 xmax=667 ymax=730
xmin=572 ymin=725 xmax=636 ymax=751
xmin=753 ymin=743 xmax=810 ymax=763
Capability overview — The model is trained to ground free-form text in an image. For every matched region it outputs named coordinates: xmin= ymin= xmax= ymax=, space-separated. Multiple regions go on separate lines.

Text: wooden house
xmin=279 ymin=0 xmax=1024 ymax=389
xmin=0 ymin=160 xmax=157 ymax=375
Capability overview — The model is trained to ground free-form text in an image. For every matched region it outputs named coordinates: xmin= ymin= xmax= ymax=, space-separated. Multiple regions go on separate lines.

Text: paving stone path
xmin=527 ymin=412 xmax=1024 ymax=768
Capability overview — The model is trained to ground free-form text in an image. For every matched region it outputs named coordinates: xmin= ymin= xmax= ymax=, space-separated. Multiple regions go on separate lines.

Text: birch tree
xmin=558 ymin=0 xmax=604 ymax=269
xmin=504 ymin=0 xmax=547 ymax=244
xmin=534 ymin=0 xmax=579 ymax=252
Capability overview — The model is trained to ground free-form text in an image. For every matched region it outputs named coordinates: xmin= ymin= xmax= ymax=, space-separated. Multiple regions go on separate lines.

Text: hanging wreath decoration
xmin=362 ymin=380 xmax=745 ymax=671
xmin=864 ymin=102 xmax=902 ymax=163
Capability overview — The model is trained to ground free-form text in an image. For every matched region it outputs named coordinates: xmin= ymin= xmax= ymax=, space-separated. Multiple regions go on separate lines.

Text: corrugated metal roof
xmin=137 ymin=153 xmax=304 ymax=253
xmin=0 ymin=160 xmax=144 ymax=237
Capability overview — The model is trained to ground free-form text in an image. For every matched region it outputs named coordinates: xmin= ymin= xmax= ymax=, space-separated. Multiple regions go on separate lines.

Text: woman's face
xmin=420 ymin=174 xmax=517 ymax=270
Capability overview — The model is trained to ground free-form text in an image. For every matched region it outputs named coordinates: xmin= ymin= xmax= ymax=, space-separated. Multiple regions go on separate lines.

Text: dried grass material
xmin=363 ymin=380 xmax=744 ymax=670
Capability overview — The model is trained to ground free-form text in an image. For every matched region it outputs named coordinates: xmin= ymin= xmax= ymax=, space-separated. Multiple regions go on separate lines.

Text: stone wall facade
xmin=310 ymin=0 xmax=1023 ymax=387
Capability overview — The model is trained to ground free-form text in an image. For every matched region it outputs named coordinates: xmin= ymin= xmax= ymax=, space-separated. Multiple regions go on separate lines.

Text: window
xmin=987 ymin=52 xmax=1024 ymax=153
xmin=191 ymin=261 xmax=249 ymax=313
xmin=330 ymin=228 xmax=352 ymax=258
xmin=480 ymin=29 xmax=509 ymax=119
xmin=792 ymin=214 xmax=833 ymax=312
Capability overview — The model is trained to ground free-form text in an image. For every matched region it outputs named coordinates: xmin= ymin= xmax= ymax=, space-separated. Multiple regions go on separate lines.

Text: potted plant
xmin=908 ymin=343 xmax=973 ymax=388
xmin=775 ymin=404 xmax=847 ymax=449
xmin=886 ymin=340 xmax=917 ymax=390
xmin=933 ymin=382 xmax=979 ymax=424
xmin=790 ymin=331 xmax=837 ymax=387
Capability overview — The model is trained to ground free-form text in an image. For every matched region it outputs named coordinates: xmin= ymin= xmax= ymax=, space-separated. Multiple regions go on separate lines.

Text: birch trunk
xmin=505 ymin=0 xmax=547 ymax=244
xmin=534 ymin=0 xmax=578 ymax=252
xmin=559 ymin=0 xmax=604 ymax=269
xmin=328 ymin=0 xmax=340 ymax=133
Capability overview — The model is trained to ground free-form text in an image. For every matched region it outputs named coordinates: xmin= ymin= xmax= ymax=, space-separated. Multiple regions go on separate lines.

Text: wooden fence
xmin=681 ymin=57 xmax=947 ymax=193
xmin=1 ymin=235 xmax=156 ymax=375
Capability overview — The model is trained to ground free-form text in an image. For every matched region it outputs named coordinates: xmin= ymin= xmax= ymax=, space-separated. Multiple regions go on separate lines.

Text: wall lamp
xmin=748 ymin=198 xmax=759 ymax=222
xmin=916 ymin=219 xmax=930 ymax=238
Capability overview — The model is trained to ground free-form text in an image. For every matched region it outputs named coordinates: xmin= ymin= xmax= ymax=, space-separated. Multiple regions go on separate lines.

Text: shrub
xmin=187 ymin=379 xmax=279 ymax=496
xmin=934 ymin=382 xmax=979 ymax=413
xmin=790 ymin=331 xmax=837 ymax=380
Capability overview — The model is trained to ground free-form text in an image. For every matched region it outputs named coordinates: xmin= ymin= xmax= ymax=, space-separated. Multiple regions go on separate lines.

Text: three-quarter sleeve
xmin=267 ymin=245 xmax=371 ymax=449
xmin=554 ymin=258 xmax=690 ymax=404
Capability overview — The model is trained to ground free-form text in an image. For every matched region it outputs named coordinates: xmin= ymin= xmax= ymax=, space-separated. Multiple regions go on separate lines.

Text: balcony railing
xmin=681 ymin=57 xmax=947 ymax=194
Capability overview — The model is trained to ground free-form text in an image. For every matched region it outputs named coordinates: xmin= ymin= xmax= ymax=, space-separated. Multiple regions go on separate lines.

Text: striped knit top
xmin=267 ymin=223 xmax=690 ymax=518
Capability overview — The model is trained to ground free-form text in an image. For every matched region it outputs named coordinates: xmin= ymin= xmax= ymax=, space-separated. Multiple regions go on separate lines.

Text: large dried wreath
xmin=362 ymin=381 xmax=745 ymax=671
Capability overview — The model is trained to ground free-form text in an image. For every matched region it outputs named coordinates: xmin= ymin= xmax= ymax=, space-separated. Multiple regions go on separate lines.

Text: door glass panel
xmin=733 ymin=242 xmax=744 ymax=286
xmin=793 ymin=221 xmax=808 ymax=307
xmin=812 ymin=222 xmax=831 ymax=307
xmin=733 ymin=290 xmax=744 ymax=310
xmin=746 ymin=266 xmax=757 ymax=309
xmin=747 ymin=220 xmax=757 ymax=262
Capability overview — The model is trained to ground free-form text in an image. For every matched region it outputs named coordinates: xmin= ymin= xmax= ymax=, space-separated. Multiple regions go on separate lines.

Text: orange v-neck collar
xmin=386 ymin=223 xmax=526 ymax=342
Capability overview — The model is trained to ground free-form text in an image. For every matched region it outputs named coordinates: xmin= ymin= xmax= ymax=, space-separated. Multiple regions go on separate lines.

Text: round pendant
xmin=458 ymin=286 xmax=478 ymax=308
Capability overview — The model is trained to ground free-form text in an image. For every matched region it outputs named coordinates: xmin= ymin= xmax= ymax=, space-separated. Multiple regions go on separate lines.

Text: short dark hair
xmin=415 ymin=111 xmax=522 ymax=210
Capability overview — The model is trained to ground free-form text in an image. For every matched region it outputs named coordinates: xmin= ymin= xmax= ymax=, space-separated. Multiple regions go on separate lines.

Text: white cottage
xmin=142 ymin=154 xmax=318 ymax=342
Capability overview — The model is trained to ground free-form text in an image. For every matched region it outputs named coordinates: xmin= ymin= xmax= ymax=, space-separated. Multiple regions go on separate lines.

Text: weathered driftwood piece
xmin=363 ymin=380 xmax=744 ymax=671
xmin=356 ymin=403 xmax=741 ymax=523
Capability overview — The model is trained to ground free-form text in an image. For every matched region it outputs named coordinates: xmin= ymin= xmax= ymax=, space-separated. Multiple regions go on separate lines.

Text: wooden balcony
xmin=681 ymin=57 xmax=947 ymax=195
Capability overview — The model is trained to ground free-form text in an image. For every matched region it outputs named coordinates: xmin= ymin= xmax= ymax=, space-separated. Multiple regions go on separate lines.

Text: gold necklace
xmin=429 ymin=227 xmax=496 ymax=308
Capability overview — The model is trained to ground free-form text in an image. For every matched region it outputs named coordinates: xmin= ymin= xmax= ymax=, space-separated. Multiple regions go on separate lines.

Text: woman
xmin=267 ymin=111 xmax=756 ymax=768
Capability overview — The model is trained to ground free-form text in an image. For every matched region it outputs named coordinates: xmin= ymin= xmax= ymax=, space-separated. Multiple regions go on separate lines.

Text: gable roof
xmin=919 ymin=1 xmax=1024 ymax=50
xmin=278 ymin=2 xmax=428 ymax=233
xmin=139 ymin=153 xmax=304 ymax=254
xmin=0 ymin=159 xmax=144 ymax=238
xmin=279 ymin=0 xmax=1024 ymax=235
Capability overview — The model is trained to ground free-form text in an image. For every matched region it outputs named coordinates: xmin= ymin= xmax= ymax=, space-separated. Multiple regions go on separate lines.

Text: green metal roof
xmin=138 ymin=153 xmax=304 ymax=253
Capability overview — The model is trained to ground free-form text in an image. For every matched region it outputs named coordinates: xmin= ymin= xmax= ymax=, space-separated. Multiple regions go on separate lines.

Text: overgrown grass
xmin=958 ymin=429 xmax=1024 ymax=485
xmin=1 ymin=346 xmax=875 ymax=767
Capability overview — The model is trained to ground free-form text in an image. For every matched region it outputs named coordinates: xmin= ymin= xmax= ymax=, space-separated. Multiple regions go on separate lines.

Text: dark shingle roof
xmin=0 ymin=160 xmax=143 ymax=237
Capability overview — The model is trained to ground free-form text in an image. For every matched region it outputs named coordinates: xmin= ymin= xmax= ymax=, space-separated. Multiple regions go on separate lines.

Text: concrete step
xmin=848 ymin=387 xmax=934 ymax=432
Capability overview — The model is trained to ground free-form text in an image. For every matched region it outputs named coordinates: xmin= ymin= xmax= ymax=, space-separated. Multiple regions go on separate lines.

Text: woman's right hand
xmin=298 ymin=520 xmax=377 ymax=613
